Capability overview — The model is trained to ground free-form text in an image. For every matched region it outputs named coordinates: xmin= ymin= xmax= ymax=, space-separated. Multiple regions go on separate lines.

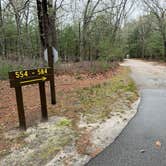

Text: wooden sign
xmin=9 ymin=68 xmax=53 ymax=130
xmin=9 ymin=68 xmax=53 ymax=87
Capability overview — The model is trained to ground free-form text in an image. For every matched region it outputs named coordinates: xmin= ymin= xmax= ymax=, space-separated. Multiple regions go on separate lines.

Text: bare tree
xmin=81 ymin=0 xmax=109 ymax=60
xmin=81 ymin=0 xmax=135 ymax=60
xmin=138 ymin=16 xmax=153 ymax=58
xmin=142 ymin=0 xmax=166 ymax=59
xmin=8 ymin=0 xmax=30 ymax=59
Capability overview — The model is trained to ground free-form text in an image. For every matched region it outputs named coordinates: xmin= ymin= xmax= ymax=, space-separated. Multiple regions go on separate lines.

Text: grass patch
xmin=76 ymin=67 xmax=138 ymax=123
xmin=39 ymin=136 xmax=71 ymax=161
xmin=25 ymin=132 xmax=74 ymax=166
xmin=50 ymin=67 xmax=138 ymax=125
xmin=57 ymin=118 xmax=72 ymax=127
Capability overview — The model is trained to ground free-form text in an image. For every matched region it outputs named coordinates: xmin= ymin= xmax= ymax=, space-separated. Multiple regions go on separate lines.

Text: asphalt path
xmin=86 ymin=60 xmax=166 ymax=166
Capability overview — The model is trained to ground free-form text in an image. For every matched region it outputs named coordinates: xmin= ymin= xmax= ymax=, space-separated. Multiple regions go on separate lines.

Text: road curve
xmin=86 ymin=59 xmax=166 ymax=166
xmin=122 ymin=59 xmax=166 ymax=89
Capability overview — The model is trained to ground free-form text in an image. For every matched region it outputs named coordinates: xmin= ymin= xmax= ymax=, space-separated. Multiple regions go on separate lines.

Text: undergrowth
xmin=51 ymin=67 xmax=138 ymax=124
xmin=76 ymin=67 xmax=138 ymax=123
xmin=0 ymin=63 xmax=23 ymax=80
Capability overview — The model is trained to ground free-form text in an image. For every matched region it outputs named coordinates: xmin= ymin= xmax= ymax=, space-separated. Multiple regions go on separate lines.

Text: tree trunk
xmin=78 ymin=21 xmax=81 ymax=61
xmin=0 ymin=0 xmax=5 ymax=58
xmin=36 ymin=0 xmax=45 ymax=52
xmin=48 ymin=0 xmax=57 ymax=48
xmin=15 ymin=14 xmax=23 ymax=61
xmin=24 ymin=2 xmax=33 ymax=57
xmin=80 ymin=26 xmax=87 ymax=61
xmin=164 ymin=40 xmax=166 ymax=61
xmin=36 ymin=0 xmax=49 ymax=62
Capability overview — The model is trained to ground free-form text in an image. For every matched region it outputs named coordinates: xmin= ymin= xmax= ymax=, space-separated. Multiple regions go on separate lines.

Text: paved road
xmin=86 ymin=60 xmax=166 ymax=166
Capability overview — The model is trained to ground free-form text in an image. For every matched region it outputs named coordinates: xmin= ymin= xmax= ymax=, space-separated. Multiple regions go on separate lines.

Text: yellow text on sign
xmin=37 ymin=69 xmax=48 ymax=75
xmin=15 ymin=71 xmax=28 ymax=79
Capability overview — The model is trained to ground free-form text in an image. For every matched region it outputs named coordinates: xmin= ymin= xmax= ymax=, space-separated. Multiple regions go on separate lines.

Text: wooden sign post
xmin=48 ymin=47 xmax=56 ymax=105
xmin=9 ymin=68 xmax=53 ymax=130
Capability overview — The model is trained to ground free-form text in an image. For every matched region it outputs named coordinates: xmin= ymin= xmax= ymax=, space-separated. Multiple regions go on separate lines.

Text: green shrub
xmin=0 ymin=63 xmax=13 ymax=80
xmin=0 ymin=62 xmax=24 ymax=80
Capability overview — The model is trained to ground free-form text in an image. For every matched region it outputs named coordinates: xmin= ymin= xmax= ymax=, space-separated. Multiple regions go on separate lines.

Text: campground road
xmin=123 ymin=59 xmax=166 ymax=89
xmin=86 ymin=59 xmax=166 ymax=166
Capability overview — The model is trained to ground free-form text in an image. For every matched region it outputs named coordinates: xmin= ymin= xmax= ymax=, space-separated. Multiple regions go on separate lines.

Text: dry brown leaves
xmin=0 ymin=67 xmax=119 ymax=153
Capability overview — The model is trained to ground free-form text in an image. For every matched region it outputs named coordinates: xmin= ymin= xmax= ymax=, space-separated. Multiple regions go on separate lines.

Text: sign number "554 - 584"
xmin=15 ymin=69 xmax=48 ymax=79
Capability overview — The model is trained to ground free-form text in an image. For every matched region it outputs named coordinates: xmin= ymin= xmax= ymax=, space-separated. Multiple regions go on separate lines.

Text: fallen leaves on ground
xmin=0 ymin=68 xmax=118 ymax=154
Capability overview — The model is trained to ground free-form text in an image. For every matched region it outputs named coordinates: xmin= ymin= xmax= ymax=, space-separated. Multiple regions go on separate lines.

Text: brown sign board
xmin=9 ymin=68 xmax=53 ymax=88
xmin=8 ymin=67 xmax=54 ymax=130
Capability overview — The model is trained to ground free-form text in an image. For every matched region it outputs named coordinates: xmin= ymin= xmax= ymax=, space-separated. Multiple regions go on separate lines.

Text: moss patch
xmin=57 ymin=118 xmax=72 ymax=127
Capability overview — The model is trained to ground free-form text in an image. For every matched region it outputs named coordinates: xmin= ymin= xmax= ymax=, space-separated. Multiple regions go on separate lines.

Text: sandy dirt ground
xmin=122 ymin=59 xmax=166 ymax=89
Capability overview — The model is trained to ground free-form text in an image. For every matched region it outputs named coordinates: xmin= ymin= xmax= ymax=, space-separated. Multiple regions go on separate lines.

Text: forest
xmin=0 ymin=0 xmax=165 ymax=78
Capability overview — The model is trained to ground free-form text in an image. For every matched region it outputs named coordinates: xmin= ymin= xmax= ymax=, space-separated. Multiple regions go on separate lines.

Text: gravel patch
xmin=46 ymin=99 xmax=140 ymax=166
xmin=0 ymin=117 xmax=76 ymax=166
